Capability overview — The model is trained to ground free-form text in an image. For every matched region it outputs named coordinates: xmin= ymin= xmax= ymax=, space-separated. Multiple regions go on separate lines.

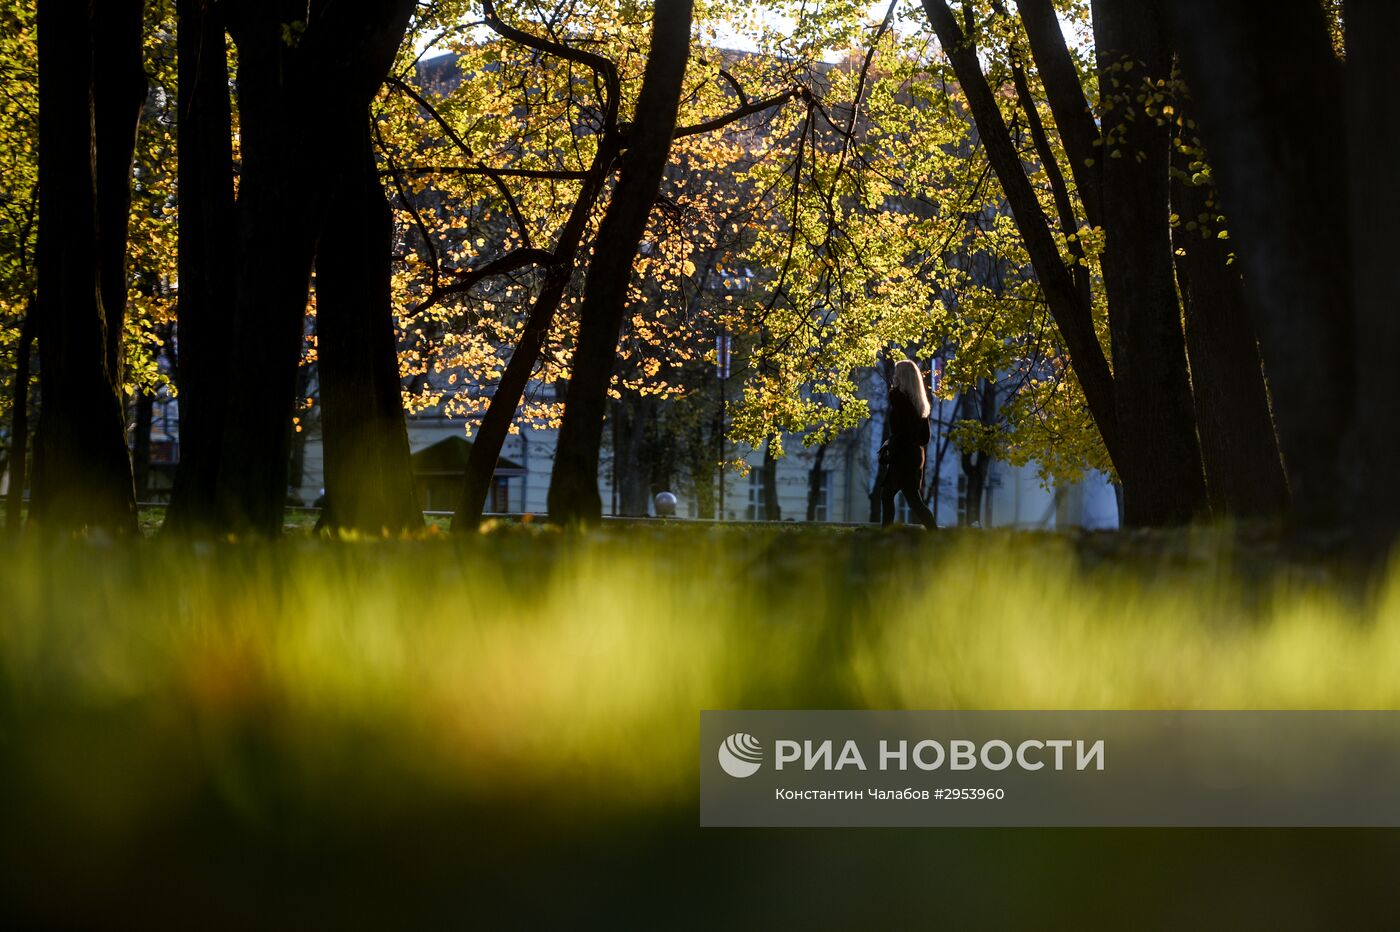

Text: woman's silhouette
xmin=880 ymin=358 xmax=937 ymax=529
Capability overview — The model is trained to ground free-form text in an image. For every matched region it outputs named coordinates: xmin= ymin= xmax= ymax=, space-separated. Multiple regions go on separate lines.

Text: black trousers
xmin=881 ymin=446 xmax=936 ymax=528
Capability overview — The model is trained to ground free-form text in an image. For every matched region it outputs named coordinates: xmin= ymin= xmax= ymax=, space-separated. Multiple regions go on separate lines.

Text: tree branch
xmin=1013 ymin=0 xmax=1103 ymax=229
xmin=386 ymin=76 xmax=537 ymax=248
xmin=991 ymin=0 xmax=1090 ymax=305
xmin=383 ymin=165 xmax=591 ymax=180
xmin=439 ymin=248 xmax=554 ymax=295
xmin=375 ymin=119 xmax=442 ymax=310
xmin=480 ymin=0 xmax=621 ymax=136
xmin=670 ymin=88 xmax=804 ymax=139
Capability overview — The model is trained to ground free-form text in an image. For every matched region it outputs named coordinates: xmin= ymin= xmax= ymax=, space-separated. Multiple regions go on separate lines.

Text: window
xmin=491 ymin=476 xmax=510 ymax=513
xmin=811 ymin=469 xmax=831 ymax=522
xmin=746 ymin=469 xmax=764 ymax=520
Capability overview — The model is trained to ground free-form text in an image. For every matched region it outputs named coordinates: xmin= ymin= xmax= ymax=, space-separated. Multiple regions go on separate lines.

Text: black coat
xmin=887 ymin=390 xmax=931 ymax=452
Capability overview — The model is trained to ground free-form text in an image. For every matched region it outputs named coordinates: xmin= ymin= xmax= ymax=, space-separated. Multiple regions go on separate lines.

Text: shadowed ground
xmin=2 ymin=521 xmax=1398 ymax=928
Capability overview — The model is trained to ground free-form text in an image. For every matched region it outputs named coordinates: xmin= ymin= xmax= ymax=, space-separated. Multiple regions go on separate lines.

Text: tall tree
xmin=5 ymin=304 xmax=33 ymax=535
xmin=316 ymin=100 xmax=421 ymax=533
xmin=384 ymin=3 xmax=800 ymax=531
xmin=805 ymin=439 xmax=829 ymax=522
xmin=182 ymin=0 xmax=416 ymax=535
xmin=1347 ymin=0 xmax=1400 ymax=550
xmin=166 ymin=0 xmax=236 ymax=533
xmin=1090 ymin=0 xmax=1207 ymax=525
xmin=759 ymin=437 xmax=780 ymax=521
xmin=451 ymin=0 xmax=624 ymax=530
xmin=1169 ymin=0 xmax=1350 ymax=530
xmin=548 ymin=0 xmax=695 ymax=525
xmin=1170 ymin=131 xmax=1289 ymax=518
xmin=958 ymin=378 xmax=997 ymax=526
xmin=923 ymin=0 xmax=1276 ymax=526
xmin=920 ymin=0 xmax=1124 ymax=499
xmin=30 ymin=0 xmax=145 ymax=535
xmin=611 ymin=395 xmax=653 ymax=517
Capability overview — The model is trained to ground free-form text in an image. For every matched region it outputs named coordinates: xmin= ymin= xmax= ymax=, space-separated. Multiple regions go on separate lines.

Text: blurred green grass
xmin=2 ymin=521 xmax=1399 ymax=928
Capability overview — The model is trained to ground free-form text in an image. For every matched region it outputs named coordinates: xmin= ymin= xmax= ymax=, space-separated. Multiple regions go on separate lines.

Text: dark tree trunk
xmin=93 ymin=0 xmax=149 ymax=384
xmin=611 ymin=396 xmax=651 ymax=516
xmin=641 ymin=396 xmax=674 ymax=500
xmin=958 ymin=381 xmax=996 ymax=526
xmin=166 ymin=0 xmax=237 ymax=533
xmin=930 ymin=421 xmax=949 ymax=527
xmin=1170 ymin=140 xmax=1289 ymax=520
xmin=1091 ymin=0 xmax=1207 ymax=526
xmin=546 ymin=0 xmax=694 ymax=525
xmin=688 ymin=419 xmax=717 ymax=520
xmin=31 ymin=0 xmax=141 ymax=535
xmin=5 ymin=305 xmax=35 ymax=536
xmin=961 ymin=451 xmax=987 ymax=527
xmin=289 ymin=351 xmax=313 ymax=499
xmin=453 ymin=167 xmax=620 ymax=531
xmin=1346 ymin=0 xmax=1400 ymax=551
xmin=453 ymin=210 xmax=606 ymax=530
xmin=213 ymin=0 xmax=415 ymax=535
xmin=761 ymin=437 xmax=780 ymax=521
xmin=1169 ymin=0 xmax=1351 ymax=530
xmin=453 ymin=8 xmax=625 ymax=531
xmin=131 ymin=388 xmax=153 ymax=501
xmin=213 ymin=7 xmax=324 ymax=533
xmin=806 ymin=440 xmax=828 ymax=521
xmin=315 ymin=114 xmax=421 ymax=533
xmin=869 ymin=357 xmax=894 ymax=523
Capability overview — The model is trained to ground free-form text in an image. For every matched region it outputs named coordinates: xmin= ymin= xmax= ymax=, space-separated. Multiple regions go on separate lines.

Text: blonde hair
xmin=892 ymin=358 xmax=931 ymax=418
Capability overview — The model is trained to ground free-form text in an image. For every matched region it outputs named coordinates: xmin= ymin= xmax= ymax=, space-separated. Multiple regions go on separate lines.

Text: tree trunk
xmin=30 ymin=0 xmax=141 ymax=535
xmin=1346 ymin=0 xmax=1400 ymax=552
xmin=806 ymin=440 xmax=829 ymax=521
xmin=1091 ymin=0 xmax=1207 ymax=526
xmin=289 ymin=353 xmax=313 ymax=499
xmin=131 ymin=388 xmax=153 ymax=501
xmin=611 ymin=396 xmax=651 ymax=516
xmin=166 ymin=0 xmax=237 ymax=533
xmin=315 ymin=114 xmax=421 ymax=533
xmin=688 ymin=416 xmax=717 ymax=520
xmin=761 ymin=437 xmax=780 ymax=521
xmin=213 ymin=0 xmax=415 ymax=535
xmin=452 ymin=8 xmax=626 ymax=531
xmin=5 ymin=304 xmax=35 ymax=536
xmin=453 ymin=164 xmax=621 ymax=531
xmin=961 ymin=451 xmax=987 ymax=527
xmin=212 ymin=10 xmax=322 ymax=533
xmin=641 ymin=396 xmax=673 ymax=501
xmin=546 ymin=0 xmax=694 ymax=525
xmin=958 ymin=381 xmax=996 ymax=526
xmin=93 ymin=0 xmax=149 ymax=384
xmin=1170 ymin=139 xmax=1289 ymax=519
xmin=1168 ymin=0 xmax=1351 ymax=529
xmin=869 ymin=358 xmax=894 ymax=523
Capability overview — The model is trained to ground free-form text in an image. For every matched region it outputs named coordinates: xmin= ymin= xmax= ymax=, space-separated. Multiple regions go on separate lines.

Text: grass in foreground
xmin=2 ymin=523 xmax=1399 ymax=927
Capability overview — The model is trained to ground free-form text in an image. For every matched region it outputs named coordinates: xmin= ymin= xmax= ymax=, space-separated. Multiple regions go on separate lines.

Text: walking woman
xmin=880 ymin=358 xmax=937 ymax=529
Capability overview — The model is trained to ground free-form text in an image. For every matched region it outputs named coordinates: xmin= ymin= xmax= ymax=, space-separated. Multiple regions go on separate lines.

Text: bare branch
xmin=441 ymin=248 xmax=554 ymax=293
xmin=384 ymin=165 xmax=591 ymax=181
xmin=671 ymin=88 xmax=804 ymax=140
xmin=480 ymin=0 xmax=621 ymax=135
